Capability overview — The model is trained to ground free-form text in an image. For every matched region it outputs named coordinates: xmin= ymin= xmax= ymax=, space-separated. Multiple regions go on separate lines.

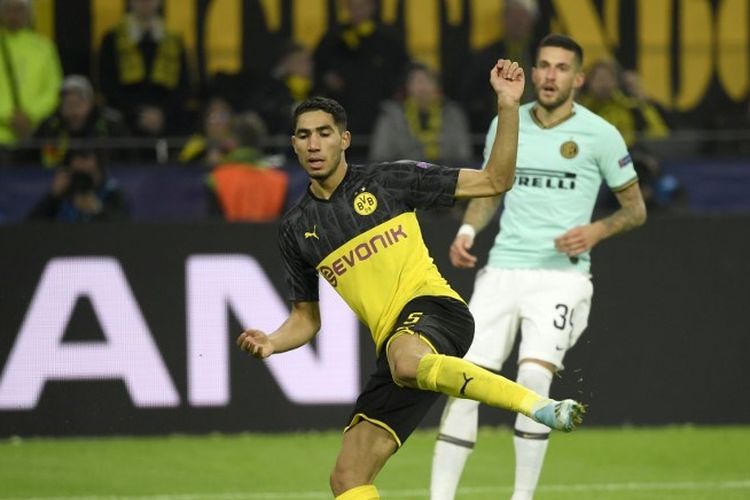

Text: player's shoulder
xmin=349 ymin=162 xmax=381 ymax=176
xmin=573 ymin=103 xmax=623 ymax=137
xmin=362 ymin=159 xmax=420 ymax=169
xmin=361 ymin=160 xmax=433 ymax=177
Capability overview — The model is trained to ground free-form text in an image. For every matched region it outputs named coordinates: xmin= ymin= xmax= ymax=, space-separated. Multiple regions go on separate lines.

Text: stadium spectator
xmin=180 ymin=104 xmax=289 ymax=222
xmin=313 ymin=0 xmax=409 ymax=135
xmin=579 ymin=59 xmax=685 ymax=211
xmin=34 ymin=75 xmax=130 ymax=168
xmin=97 ymin=0 xmax=193 ymax=139
xmin=27 ymin=149 xmax=129 ymax=222
xmin=179 ymin=99 xmax=275 ymax=167
xmin=237 ymin=59 xmax=585 ymax=499
xmin=369 ymin=62 xmax=472 ymax=165
xmin=0 ymin=0 xmax=62 ymax=160
xmin=459 ymin=0 xmax=540 ymax=134
xmin=430 ymin=35 xmax=646 ymax=500
xmin=250 ymin=41 xmax=318 ymax=136
xmin=179 ymin=97 xmax=239 ymax=166
xmin=579 ymin=59 xmax=669 ymax=147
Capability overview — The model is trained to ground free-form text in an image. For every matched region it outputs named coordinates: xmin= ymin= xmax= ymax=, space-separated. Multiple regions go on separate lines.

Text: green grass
xmin=1 ymin=426 xmax=749 ymax=499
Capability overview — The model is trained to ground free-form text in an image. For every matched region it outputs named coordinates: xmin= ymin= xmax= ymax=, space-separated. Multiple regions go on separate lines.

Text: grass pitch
xmin=1 ymin=425 xmax=748 ymax=499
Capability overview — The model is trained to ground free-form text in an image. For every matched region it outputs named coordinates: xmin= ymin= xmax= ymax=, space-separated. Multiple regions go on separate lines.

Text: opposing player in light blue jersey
xmin=430 ymin=34 xmax=647 ymax=500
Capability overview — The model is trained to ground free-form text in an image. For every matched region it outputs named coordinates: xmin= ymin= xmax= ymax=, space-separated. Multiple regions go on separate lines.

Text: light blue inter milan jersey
xmin=482 ymin=102 xmax=638 ymax=273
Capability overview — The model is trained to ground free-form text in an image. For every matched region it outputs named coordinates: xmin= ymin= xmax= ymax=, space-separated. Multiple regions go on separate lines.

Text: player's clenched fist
xmin=490 ymin=58 xmax=525 ymax=106
xmin=237 ymin=329 xmax=275 ymax=359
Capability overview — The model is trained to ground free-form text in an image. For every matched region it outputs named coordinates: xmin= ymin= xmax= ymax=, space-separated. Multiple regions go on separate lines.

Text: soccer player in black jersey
xmin=237 ymin=59 xmax=584 ymax=500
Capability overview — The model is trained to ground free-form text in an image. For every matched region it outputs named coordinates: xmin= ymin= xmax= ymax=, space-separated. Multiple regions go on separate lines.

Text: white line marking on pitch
xmin=2 ymin=480 xmax=750 ymax=500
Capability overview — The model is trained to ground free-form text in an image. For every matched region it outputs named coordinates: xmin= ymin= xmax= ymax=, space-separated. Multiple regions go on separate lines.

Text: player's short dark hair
xmin=537 ymin=34 xmax=584 ymax=67
xmin=293 ymin=97 xmax=348 ymax=133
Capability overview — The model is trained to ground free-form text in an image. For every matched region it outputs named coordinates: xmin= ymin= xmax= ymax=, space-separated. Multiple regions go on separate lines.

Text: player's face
xmin=531 ymin=46 xmax=585 ymax=111
xmin=292 ymin=110 xmax=351 ymax=181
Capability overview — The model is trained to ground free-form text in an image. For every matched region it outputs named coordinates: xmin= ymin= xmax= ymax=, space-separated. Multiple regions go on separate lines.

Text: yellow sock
xmin=335 ymin=484 xmax=380 ymax=500
xmin=416 ymin=353 xmax=542 ymax=416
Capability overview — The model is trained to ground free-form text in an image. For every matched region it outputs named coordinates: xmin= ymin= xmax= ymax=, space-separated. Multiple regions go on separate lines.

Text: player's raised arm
xmin=237 ymin=300 xmax=321 ymax=358
xmin=455 ymin=59 xmax=524 ymax=198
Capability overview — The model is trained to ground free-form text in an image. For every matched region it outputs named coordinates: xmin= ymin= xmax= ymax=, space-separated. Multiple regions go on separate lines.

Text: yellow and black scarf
xmin=403 ymin=97 xmax=442 ymax=160
xmin=341 ymin=20 xmax=376 ymax=49
xmin=114 ymin=20 xmax=181 ymax=89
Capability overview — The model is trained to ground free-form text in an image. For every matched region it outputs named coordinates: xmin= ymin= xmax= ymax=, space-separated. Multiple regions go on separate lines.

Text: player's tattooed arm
xmin=554 ymin=182 xmax=645 ymax=257
xmin=599 ymin=181 xmax=647 ymax=238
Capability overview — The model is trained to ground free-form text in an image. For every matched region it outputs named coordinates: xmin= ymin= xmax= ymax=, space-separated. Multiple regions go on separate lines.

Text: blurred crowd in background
xmin=1 ymin=0 xmax=748 ymax=223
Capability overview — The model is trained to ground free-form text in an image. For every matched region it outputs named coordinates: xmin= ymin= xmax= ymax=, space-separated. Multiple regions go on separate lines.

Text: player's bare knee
xmin=388 ymin=354 xmax=419 ymax=388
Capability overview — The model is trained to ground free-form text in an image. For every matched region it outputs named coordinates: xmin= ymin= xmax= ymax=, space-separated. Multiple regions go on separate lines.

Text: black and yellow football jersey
xmin=279 ymin=160 xmax=464 ymax=352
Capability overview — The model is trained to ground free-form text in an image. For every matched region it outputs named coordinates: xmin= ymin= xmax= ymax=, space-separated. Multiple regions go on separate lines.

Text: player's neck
xmin=532 ymin=100 xmax=575 ymax=128
xmin=310 ymin=161 xmax=348 ymax=200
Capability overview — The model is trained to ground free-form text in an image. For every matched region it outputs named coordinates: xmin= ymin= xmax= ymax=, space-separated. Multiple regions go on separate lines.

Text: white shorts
xmin=463 ymin=267 xmax=593 ymax=370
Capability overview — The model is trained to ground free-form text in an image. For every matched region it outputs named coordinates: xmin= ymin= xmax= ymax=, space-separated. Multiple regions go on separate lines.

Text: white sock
xmin=511 ymin=363 xmax=554 ymax=500
xmin=510 ymin=437 xmax=549 ymax=500
xmin=430 ymin=397 xmax=480 ymax=500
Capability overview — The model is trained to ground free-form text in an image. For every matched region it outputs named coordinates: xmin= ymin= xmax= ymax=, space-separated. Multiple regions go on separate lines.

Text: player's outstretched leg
xmin=529 ymin=398 xmax=586 ymax=432
xmin=416 ymin=353 xmax=584 ymax=429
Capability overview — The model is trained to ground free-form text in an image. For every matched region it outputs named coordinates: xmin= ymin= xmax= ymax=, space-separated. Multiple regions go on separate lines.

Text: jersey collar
xmin=529 ymin=102 xmax=577 ymax=130
xmin=307 ymin=163 xmax=352 ymax=202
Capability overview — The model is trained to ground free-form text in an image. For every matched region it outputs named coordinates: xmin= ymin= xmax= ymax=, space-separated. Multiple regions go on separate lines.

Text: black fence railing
xmin=2 ymin=127 xmax=749 ymax=167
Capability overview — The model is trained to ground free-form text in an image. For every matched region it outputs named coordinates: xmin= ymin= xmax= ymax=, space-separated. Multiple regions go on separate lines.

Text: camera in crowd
xmin=61 ymin=149 xmax=102 ymax=196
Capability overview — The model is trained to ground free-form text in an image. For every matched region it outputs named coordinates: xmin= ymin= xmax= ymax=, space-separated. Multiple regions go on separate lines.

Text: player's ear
xmin=574 ymin=70 xmax=585 ymax=90
xmin=341 ymin=130 xmax=351 ymax=151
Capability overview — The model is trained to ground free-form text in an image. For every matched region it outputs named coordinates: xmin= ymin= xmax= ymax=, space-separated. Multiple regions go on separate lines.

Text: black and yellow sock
xmin=416 ymin=353 xmax=542 ymax=416
xmin=335 ymin=484 xmax=379 ymax=499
